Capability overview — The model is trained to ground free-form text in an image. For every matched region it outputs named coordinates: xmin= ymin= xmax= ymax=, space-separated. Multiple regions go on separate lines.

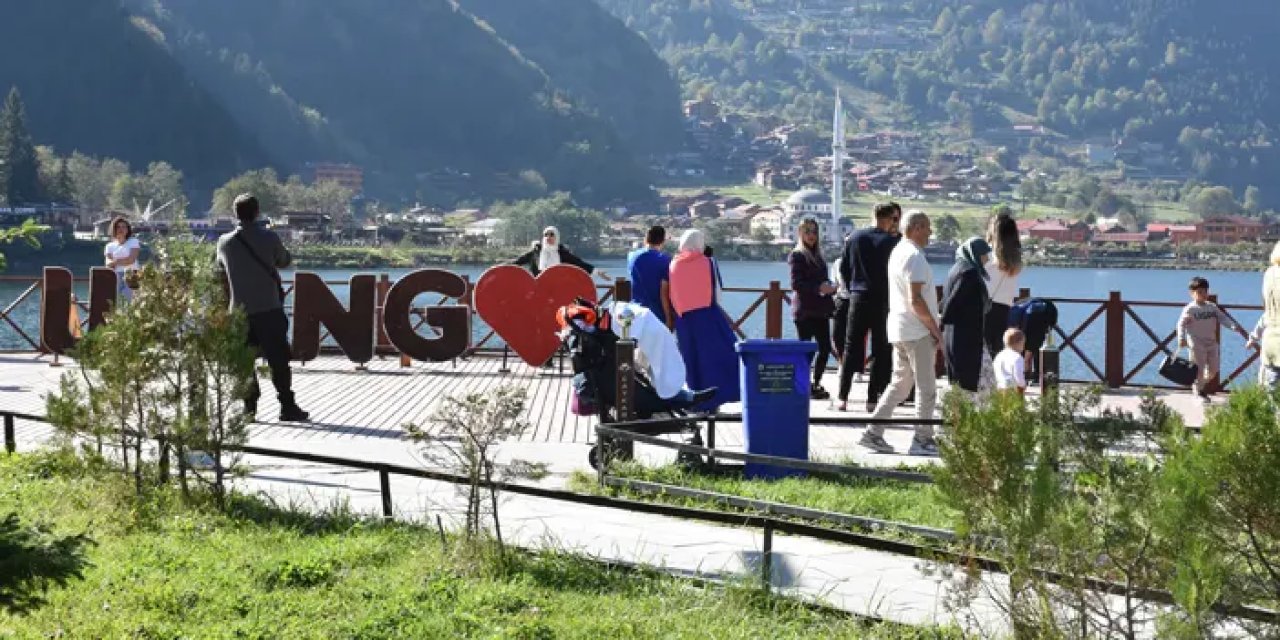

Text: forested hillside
xmin=125 ymin=0 xmax=661 ymax=206
xmin=600 ymin=0 xmax=1280 ymax=204
xmin=2 ymin=0 xmax=683 ymax=207
xmin=458 ymin=0 xmax=685 ymax=154
xmin=0 ymin=0 xmax=268 ymax=194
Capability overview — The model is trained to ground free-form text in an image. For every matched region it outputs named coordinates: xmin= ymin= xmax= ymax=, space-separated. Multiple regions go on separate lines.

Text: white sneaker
xmin=908 ymin=437 xmax=939 ymax=457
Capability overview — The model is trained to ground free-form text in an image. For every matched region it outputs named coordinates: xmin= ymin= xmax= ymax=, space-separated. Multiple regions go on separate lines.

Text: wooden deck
xmin=1 ymin=349 xmax=1216 ymax=459
xmin=0 ymin=353 xmax=598 ymax=445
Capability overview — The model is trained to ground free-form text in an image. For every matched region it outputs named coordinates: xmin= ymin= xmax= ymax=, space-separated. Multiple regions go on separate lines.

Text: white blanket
xmin=610 ymin=302 xmax=687 ymax=400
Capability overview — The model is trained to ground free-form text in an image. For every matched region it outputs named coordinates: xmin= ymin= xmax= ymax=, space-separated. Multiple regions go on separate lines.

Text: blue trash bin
xmin=735 ymin=339 xmax=816 ymax=479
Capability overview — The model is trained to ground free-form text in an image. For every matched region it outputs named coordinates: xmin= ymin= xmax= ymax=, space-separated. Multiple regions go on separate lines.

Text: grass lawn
xmin=569 ymin=463 xmax=958 ymax=532
xmin=0 ymin=451 xmax=959 ymax=639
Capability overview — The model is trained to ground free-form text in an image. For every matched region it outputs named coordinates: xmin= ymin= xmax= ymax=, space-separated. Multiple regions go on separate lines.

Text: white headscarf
xmin=678 ymin=229 xmax=706 ymax=254
xmin=538 ymin=226 xmax=561 ymax=272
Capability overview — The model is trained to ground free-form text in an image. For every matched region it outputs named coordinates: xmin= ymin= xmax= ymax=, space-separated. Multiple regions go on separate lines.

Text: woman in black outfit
xmin=940 ymin=237 xmax=994 ymax=393
xmin=788 ymin=218 xmax=837 ymax=399
xmin=512 ymin=226 xmax=610 ymax=280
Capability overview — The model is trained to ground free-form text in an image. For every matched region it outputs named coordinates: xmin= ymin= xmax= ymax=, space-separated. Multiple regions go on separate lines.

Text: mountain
xmin=457 ymin=0 xmax=684 ymax=154
xmin=0 ymin=0 xmax=269 ymax=194
xmin=603 ymin=0 xmax=1280 ymax=205
xmin=124 ymin=0 xmax=665 ymax=206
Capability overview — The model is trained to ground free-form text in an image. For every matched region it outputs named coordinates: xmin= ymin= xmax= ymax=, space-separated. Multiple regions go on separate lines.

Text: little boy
xmin=993 ymin=328 xmax=1028 ymax=394
xmin=1178 ymin=277 xmax=1249 ymax=402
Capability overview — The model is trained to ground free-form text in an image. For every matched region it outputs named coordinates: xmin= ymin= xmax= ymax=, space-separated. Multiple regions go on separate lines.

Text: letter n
xmin=291 ymin=272 xmax=376 ymax=365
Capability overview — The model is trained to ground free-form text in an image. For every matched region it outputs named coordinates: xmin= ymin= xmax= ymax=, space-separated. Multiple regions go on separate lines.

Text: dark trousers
xmin=246 ymin=308 xmax=296 ymax=406
xmin=838 ymin=295 xmax=891 ymax=403
xmin=832 ymin=297 xmax=850 ymax=360
xmin=795 ymin=317 xmax=832 ymax=386
xmin=984 ymin=303 xmax=1011 ymax=358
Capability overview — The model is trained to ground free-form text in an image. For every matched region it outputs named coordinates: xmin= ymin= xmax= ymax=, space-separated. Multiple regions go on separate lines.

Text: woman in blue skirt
xmin=668 ymin=230 xmax=741 ymax=411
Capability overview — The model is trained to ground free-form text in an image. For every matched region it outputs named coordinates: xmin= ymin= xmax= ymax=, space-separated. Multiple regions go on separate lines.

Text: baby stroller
xmin=556 ymin=299 xmax=715 ymax=470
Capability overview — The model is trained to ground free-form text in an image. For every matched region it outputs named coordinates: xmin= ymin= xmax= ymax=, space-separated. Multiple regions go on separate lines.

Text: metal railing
xmin=2 ymin=408 xmax=1273 ymax=624
xmin=1 ymin=272 xmax=1267 ymax=390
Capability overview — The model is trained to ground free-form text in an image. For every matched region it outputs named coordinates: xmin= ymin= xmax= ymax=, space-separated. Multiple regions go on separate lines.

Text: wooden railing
xmin=0 ymin=274 xmax=1266 ymax=390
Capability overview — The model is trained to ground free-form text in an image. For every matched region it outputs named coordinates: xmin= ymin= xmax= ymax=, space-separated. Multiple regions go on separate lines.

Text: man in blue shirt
xmin=626 ymin=226 xmax=674 ymax=327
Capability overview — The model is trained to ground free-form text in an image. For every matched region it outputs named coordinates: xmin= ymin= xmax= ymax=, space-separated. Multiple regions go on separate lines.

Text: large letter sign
xmin=472 ymin=264 xmax=597 ymax=366
xmin=383 ymin=269 xmax=471 ymax=362
xmin=291 ymin=272 xmax=377 ymax=364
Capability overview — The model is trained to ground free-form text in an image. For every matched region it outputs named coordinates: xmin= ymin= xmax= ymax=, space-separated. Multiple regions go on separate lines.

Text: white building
xmin=781 ymin=189 xmax=842 ymax=246
xmin=750 ymin=211 xmax=786 ymax=240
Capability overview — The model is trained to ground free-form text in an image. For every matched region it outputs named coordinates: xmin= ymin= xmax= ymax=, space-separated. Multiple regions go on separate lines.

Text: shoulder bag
xmin=234 ymin=231 xmax=287 ymax=303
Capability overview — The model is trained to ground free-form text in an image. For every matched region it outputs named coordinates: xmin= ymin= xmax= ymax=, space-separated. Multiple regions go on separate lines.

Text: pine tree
xmin=55 ymin=158 xmax=74 ymax=204
xmin=0 ymin=88 xmax=45 ymax=205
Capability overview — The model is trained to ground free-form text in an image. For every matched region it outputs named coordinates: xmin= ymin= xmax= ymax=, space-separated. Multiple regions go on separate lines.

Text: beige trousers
xmin=868 ymin=336 xmax=937 ymax=440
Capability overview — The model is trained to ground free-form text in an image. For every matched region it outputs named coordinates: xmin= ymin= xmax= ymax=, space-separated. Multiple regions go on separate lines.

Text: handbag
xmin=570 ymin=372 xmax=598 ymax=416
xmin=234 ymin=231 xmax=287 ymax=303
xmin=1158 ymin=348 xmax=1199 ymax=387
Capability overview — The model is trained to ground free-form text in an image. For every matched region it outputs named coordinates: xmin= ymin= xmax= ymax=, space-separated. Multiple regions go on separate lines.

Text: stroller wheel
xmin=676 ymin=451 xmax=705 ymax=470
xmin=588 ymin=440 xmax=633 ymax=471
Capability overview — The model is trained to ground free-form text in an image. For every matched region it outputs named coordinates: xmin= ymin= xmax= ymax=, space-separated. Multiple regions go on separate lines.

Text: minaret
xmin=830 ymin=90 xmax=845 ymax=245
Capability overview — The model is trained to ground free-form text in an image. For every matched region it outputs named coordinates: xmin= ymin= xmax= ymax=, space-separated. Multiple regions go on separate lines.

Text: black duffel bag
xmin=1158 ymin=349 xmax=1199 ymax=387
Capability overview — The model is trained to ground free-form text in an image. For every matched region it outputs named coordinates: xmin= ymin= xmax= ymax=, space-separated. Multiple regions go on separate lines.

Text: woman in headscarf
xmin=788 ymin=218 xmax=837 ymax=399
xmin=940 ymin=237 xmax=995 ymax=393
xmin=668 ymin=229 xmax=741 ymax=410
xmin=983 ymin=213 xmax=1023 ymax=358
xmin=512 ymin=226 xmax=611 ymax=281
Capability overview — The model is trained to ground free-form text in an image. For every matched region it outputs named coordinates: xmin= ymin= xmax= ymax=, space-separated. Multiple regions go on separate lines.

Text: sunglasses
xmin=543 ymin=232 xmax=556 ymax=238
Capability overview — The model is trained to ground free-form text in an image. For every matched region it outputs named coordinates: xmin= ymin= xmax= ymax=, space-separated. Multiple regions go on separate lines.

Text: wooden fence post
xmin=1018 ymin=286 xmax=1031 ymax=303
xmin=1209 ymin=293 xmax=1222 ymax=393
xmin=614 ymin=277 xmax=631 ymax=303
xmin=765 ymin=281 xmax=783 ymax=339
xmin=4 ymin=414 xmax=14 ymax=454
xmin=1105 ymin=291 xmax=1125 ymax=388
xmin=608 ymin=340 xmax=637 ymax=461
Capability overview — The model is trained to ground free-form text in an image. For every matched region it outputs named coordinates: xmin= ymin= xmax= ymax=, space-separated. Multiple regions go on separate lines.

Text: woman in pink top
xmin=669 ymin=230 xmax=740 ymax=410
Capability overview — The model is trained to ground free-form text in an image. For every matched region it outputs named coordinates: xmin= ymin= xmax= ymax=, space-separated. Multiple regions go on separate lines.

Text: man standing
xmin=836 ymin=203 xmax=900 ymax=412
xmin=217 ymin=194 xmax=310 ymax=422
xmin=859 ymin=210 xmax=940 ymax=456
xmin=627 ymin=225 xmax=674 ymax=327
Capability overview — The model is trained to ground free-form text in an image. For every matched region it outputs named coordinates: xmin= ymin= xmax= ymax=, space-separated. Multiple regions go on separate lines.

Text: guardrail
xmin=0 ymin=271 xmax=1265 ymax=390
xmin=2 ymin=408 xmax=1273 ymax=624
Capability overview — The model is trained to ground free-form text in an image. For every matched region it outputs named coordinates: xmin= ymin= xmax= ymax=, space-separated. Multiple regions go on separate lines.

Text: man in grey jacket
xmin=217 ymin=194 xmax=309 ymax=422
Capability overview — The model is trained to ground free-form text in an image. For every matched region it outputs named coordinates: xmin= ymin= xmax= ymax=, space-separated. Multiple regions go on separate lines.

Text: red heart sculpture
xmin=473 ymin=264 xmax=598 ymax=366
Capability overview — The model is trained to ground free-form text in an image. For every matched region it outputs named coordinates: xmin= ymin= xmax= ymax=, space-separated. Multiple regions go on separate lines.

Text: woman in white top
xmin=104 ymin=216 xmax=141 ymax=300
xmin=983 ymin=212 xmax=1022 ymax=358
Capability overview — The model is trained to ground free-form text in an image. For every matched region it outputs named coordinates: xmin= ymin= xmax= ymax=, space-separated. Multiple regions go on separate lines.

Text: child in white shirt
xmin=993 ymin=328 xmax=1028 ymax=394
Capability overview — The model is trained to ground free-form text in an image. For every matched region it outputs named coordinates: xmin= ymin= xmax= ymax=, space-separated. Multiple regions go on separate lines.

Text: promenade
xmin=1 ymin=350 xmax=1227 ymax=636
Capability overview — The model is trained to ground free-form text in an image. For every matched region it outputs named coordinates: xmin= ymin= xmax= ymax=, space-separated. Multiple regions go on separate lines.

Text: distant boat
xmin=923 ymin=242 xmax=957 ymax=264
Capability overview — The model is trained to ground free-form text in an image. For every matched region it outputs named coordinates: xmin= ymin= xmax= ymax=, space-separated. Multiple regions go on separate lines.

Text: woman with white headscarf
xmin=668 ymin=229 xmax=741 ymax=410
xmin=512 ymin=226 xmax=611 ymax=280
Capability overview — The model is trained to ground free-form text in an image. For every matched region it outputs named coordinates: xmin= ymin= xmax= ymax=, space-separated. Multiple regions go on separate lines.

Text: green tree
xmin=282 ymin=176 xmax=353 ymax=228
xmin=934 ymin=214 xmax=961 ymax=243
xmin=0 ymin=88 xmax=44 ymax=205
xmin=66 ymin=152 xmax=130 ymax=212
xmin=212 ymin=169 xmax=285 ymax=219
xmin=491 ymin=192 xmax=606 ymax=253
xmin=1189 ymin=186 xmax=1239 ymax=218
xmin=110 ymin=162 xmax=188 ymax=219
xmin=1243 ymin=185 xmax=1262 ymax=214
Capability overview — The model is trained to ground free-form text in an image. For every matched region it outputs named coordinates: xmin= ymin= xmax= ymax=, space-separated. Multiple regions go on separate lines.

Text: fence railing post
xmin=614 ymin=277 xmax=631 ymax=303
xmin=706 ymin=416 xmax=716 ymax=468
xmin=761 ymin=519 xmax=774 ymax=593
xmin=4 ymin=414 xmax=14 ymax=454
xmin=765 ymin=281 xmax=783 ymax=339
xmin=1210 ymin=293 xmax=1222 ymax=393
xmin=1105 ymin=291 xmax=1125 ymax=388
xmin=1018 ymin=286 xmax=1031 ymax=303
xmin=1040 ymin=343 xmax=1060 ymax=391
xmin=608 ymin=340 xmax=637 ymax=463
xmin=379 ymin=468 xmax=393 ymax=520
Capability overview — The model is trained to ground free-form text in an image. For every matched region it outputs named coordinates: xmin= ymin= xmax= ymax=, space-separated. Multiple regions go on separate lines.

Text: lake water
xmin=4 ymin=259 xmax=1269 ymax=387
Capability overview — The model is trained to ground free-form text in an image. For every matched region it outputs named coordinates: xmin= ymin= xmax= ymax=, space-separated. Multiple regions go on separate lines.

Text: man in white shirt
xmin=859 ymin=210 xmax=942 ymax=456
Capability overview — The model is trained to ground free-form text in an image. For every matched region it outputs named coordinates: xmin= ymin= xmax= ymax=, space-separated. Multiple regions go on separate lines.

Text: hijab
xmin=538 ymin=226 xmax=561 ymax=272
xmin=955 ymin=237 xmax=992 ymax=279
xmin=678 ymin=229 xmax=706 ymax=254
